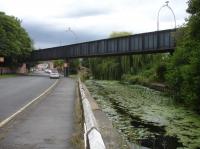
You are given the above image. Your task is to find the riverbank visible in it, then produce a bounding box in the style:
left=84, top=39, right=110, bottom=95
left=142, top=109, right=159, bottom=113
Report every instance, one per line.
left=85, top=80, right=200, bottom=149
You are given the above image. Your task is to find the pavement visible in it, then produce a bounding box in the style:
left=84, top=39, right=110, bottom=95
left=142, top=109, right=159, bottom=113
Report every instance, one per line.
left=0, top=74, right=56, bottom=122
left=0, top=78, right=76, bottom=149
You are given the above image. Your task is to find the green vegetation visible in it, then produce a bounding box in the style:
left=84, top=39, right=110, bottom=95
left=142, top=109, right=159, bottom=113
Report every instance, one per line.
left=53, top=59, right=79, bottom=74
left=53, top=60, right=64, bottom=70
left=82, top=0, right=200, bottom=111
left=165, top=0, right=200, bottom=110
left=70, top=83, right=84, bottom=149
left=0, top=74, right=17, bottom=79
left=0, top=12, right=33, bottom=66
left=69, top=59, right=80, bottom=74
left=82, top=32, right=164, bottom=80
left=86, top=80, right=200, bottom=149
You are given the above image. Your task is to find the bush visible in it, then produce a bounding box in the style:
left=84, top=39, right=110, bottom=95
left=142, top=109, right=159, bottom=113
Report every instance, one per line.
left=156, top=63, right=167, bottom=82
left=166, top=39, right=200, bottom=110
left=121, top=74, right=149, bottom=85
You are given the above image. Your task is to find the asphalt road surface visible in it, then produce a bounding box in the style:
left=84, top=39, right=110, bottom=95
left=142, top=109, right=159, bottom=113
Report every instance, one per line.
left=0, top=78, right=75, bottom=149
left=0, top=73, right=56, bottom=122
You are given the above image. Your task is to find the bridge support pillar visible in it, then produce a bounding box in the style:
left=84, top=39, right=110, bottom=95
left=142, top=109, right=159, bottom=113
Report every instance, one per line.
left=64, top=59, right=69, bottom=77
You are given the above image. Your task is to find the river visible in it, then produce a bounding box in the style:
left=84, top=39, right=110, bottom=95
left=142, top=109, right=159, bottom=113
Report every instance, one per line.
left=85, top=80, right=200, bottom=149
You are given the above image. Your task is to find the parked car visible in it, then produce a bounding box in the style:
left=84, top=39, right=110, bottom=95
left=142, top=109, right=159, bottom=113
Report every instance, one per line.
left=49, top=70, right=60, bottom=79
left=45, top=69, right=52, bottom=73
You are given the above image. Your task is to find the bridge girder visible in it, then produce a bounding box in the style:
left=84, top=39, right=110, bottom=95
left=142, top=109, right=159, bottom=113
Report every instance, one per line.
left=30, top=29, right=176, bottom=61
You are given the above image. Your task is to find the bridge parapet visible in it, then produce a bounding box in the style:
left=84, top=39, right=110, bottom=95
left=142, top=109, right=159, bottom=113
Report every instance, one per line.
left=79, top=79, right=106, bottom=149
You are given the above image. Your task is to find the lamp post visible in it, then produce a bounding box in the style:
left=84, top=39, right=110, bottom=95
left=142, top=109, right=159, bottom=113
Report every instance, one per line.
left=66, top=27, right=83, bottom=68
left=157, top=1, right=176, bottom=31
left=66, top=27, right=78, bottom=44
left=64, top=27, right=79, bottom=77
left=63, top=60, right=69, bottom=77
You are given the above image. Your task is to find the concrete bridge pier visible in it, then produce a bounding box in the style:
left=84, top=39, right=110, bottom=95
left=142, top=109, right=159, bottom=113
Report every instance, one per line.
left=64, top=59, right=69, bottom=77
left=17, top=63, right=28, bottom=74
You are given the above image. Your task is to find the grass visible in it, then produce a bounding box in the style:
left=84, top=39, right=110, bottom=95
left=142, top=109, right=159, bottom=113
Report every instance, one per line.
left=0, top=74, right=17, bottom=79
left=69, top=74, right=78, bottom=79
left=70, top=82, right=84, bottom=149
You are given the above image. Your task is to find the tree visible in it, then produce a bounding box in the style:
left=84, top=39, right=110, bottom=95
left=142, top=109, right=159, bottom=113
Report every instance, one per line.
left=82, top=31, right=165, bottom=80
left=0, top=12, right=33, bottom=66
left=166, top=0, right=200, bottom=110
left=53, top=60, right=64, bottom=72
left=109, top=31, right=132, bottom=38
left=53, top=59, right=79, bottom=74
left=83, top=32, right=132, bottom=80
left=186, top=0, right=200, bottom=41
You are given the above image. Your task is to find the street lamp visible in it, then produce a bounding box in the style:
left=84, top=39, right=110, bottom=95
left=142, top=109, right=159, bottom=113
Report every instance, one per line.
left=157, top=1, right=176, bottom=31
left=65, top=27, right=78, bottom=77
left=64, top=27, right=78, bottom=77
left=66, top=27, right=82, bottom=70
left=64, top=61, right=69, bottom=77
left=66, top=27, right=78, bottom=44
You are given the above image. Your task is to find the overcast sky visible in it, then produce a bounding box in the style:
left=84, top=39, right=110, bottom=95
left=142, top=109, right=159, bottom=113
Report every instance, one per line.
left=0, top=0, right=188, bottom=49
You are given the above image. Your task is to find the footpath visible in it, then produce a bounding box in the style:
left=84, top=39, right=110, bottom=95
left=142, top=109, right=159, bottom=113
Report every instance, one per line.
left=0, top=78, right=75, bottom=149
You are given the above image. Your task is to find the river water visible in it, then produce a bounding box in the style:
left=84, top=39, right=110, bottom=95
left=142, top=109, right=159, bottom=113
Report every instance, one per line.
left=85, top=80, right=200, bottom=149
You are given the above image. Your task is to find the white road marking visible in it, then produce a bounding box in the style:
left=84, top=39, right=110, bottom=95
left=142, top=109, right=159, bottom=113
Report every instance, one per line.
left=0, top=79, right=59, bottom=128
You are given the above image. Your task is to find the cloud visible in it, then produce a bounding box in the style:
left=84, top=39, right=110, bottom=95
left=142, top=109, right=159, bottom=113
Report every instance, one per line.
left=59, top=1, right=112, bottom=18
left=23, top=22, right=105, bottom=49
left=0, top=0, right=189, bottom=49
left=63, top=9, right=111, bottom=18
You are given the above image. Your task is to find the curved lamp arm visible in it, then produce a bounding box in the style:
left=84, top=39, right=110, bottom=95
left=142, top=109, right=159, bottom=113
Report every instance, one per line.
left=66, top=27, right=78, bottom=43
left=157, top=1, right=176, bottom=31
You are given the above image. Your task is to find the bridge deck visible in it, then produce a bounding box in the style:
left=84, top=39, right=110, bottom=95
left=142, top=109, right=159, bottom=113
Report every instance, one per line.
left=30, top=29, right=176, bottom=61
